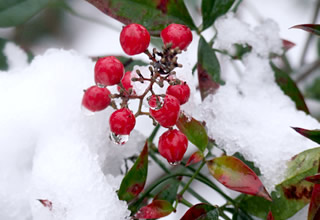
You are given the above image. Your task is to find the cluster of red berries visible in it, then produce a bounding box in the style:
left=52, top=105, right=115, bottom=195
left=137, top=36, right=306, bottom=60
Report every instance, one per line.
left=82, top=23, right=193, bottom=164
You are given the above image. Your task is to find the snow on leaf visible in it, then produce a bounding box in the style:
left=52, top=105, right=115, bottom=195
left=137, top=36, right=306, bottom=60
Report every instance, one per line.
left=118, top=141, right=148, bottom=203
left=180, top=203, right=218, bottom=220
left=134, top=200, right=174, bottom=219
left=207, top=156, right=272, bottom=201
left=292, top=127, right=320, bottom=144
left=176, top=113, right=208, bottom=152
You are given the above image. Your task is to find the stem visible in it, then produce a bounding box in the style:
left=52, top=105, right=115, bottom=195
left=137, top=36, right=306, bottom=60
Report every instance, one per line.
left=299, top=0, right=320, bottom=66
left=180, top=198, right=193, bottom=208
left=296, top=59, right=320, bottom=83
left=232, top=0, right=243, bottom=13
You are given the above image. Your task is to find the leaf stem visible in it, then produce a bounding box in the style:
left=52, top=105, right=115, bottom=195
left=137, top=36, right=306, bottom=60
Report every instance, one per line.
left=299, top=0, right=320, bottom=66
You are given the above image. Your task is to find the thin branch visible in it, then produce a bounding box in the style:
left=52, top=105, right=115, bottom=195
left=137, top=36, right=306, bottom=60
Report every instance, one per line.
left=296, top=59, right=320, bottom=83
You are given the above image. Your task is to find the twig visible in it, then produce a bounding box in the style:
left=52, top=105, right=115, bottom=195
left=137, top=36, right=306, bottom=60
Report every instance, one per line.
left=296, top=59, right=320, bottom=83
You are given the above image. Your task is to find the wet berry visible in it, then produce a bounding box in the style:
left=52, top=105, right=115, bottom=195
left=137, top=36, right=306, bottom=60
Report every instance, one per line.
left=158, top=129, right=188, bottom=164
left=166, top=82, right=190, bottom=105
left=149, top=94, right=180, bottom=128
left=94, top=56, right=124, bottom=86
left=82, top=86, right=111, bottom=112
left=120, top=23, right=150, bottom=55
left=109, top=108, right=136, bottom=135
left=117, top=71, right=134, bottom=93
left=161, top=24, right=193, bottom=50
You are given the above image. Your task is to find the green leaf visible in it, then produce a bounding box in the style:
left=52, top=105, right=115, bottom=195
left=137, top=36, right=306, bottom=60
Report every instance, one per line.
left=201, top=0, right=235, bottom=31
left=232, top=152, right=261, bottom=176
left=292, top=127, right=320, bottom=144
left=153, top=177, right=181, bottom=204
left=232, top=43, right=252, bottom=59
left=0, top=0, right=54, bottom=27
left=135, top=200, right=174, bottom=219
left=207, top=156, right=271, bottom=201
left=240, top=147, right=320, bottom=219
left=180, top=203, right=219, bottom=220
left=118, top=141, right=148, bottom=203
left=291, top=24, right=320, bottom=36
left=0, top=38, right=8, bottom=71
left=176, top=113, right=208, bottom=152
left=197, top=36, right=223, bottom=100
left=86, top=0, right=196, bottom=36
left=271, top=62, right=309, bottom=114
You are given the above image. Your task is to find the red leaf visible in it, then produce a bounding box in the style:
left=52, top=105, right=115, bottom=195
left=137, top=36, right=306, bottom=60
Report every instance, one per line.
left=186, top=151, right=204, bottom=166
left=135, top=200, right=174, bottom=219
left=306, top=174, right=320, bottom=184
left=207, top=156, right=272, bottom=201
left=282, top=39, right=296, bottom=51
left=267, top=211, right=275, bottom=220
left=38, top=199, right=52, bottom=211
left=292, top=127, right=320, bottom=145
left=291, top=24, right=320, bottom=36
left=180, top=203, right=218, bottom=220
left=308, top=184, right=320, bottom=220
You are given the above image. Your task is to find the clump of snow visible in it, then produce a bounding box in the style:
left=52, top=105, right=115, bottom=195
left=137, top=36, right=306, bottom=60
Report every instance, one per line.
left=0, top=49, right=146, bottom=219
left=215, top=13, right=283, bottom=57
left=197, top=15, right=320, bottom=191
left=3, top=42, right=29, bottom=70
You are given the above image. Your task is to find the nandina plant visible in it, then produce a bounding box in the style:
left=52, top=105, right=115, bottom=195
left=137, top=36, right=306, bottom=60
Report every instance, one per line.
left=2, top=0, right=320, bottom=219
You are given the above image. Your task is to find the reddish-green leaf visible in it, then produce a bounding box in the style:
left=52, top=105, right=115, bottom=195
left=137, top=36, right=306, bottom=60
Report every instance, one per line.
left=271, top=62, right=309, bottom=114
left=308, top=184, right=320, bottom=220
left=267, top=211, right=274, bottom=220
left=282, top=39, right=296, bottom=51
left=197, top=36, right=223, bottom=100
left=176, top=113, right=208, bottom=152
left=186, top=151, right=204, bottom=167
left=86, top=0, right=196, bottom=36
left=291, top=24, right=320, bottom=36
left=207, top=156, right=272, bottom=201
left=135, top=200, right=174, bottom=219
left=306, top=174, right=320, bottom=184
left=180, top=203, right=218, bottom=220
left=292, top=127, right=320, bottom=144
left=118, top=141, right=148, bottom=202
left=38, top=199, right=52, bottom=211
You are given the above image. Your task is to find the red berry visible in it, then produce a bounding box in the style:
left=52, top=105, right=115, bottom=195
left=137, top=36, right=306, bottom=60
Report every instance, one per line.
left=82, top=86, right=111, bottom=112
left=149, top=94, right=180, bottom=128
left=94, top=56, right=124, bottom=86
left=109, top=108, right=136, bottom=135
left=161, top=24, right=193, bottom=50
left=158, top=129, right=188, bottom=164
left=117, top=71, right=134, bottom=93
left=166, top=82, right=190, bottom=105
left=120, top=23, right=150, bottom=55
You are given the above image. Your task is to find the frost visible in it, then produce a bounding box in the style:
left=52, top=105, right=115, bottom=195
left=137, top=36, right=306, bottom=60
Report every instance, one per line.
left=215, top=13, right=283, bottom=57
left=0, top=49, right=142, bottom=219
left=3, top=42, right=29, bottom=70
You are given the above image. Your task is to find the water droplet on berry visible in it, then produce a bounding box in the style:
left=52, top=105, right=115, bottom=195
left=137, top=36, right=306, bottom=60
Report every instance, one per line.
left=169, top=161, right=180, bottom=166
left=149, top=96, right=165, bottom=110
left=81, top=105, right=95, bottom=116
left=109, top=132, right=129, bottom=145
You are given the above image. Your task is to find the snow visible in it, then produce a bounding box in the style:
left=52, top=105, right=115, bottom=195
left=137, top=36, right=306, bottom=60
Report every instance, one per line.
left=197, top=14, right=320, bottom=191
left=0, top=48, right=147, bottom=219
left=3, top=42, right=29, bottom=70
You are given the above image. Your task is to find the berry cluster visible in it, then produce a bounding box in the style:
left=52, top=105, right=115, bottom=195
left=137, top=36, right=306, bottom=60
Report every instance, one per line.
left=82, top=23, right=193, bottom=164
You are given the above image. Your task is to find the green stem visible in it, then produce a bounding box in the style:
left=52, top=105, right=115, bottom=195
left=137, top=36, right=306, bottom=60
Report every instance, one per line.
left=148, top=124, right=160, bottom=144
left=232, top=0, right=243, bottom=13
left=180, top=198, right=193, bottom=208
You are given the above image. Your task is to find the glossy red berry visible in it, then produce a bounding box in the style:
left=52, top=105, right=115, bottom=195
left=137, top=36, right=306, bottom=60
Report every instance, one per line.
left=82, top=86, right=111, bottom=112
left=117, top=71, right=134, bottom=93
left=149, top=94, right=180, bottom=128
left=120, top=23, right=150, bottom=55
left=166, top=82, right=190, bottom=105
left=94, top=56, right=124, bottom=86
left=158, top=129, right=188, bottom=164
left=109, top=108, right=136, bottom=135
left=161, top=24, right=193, bottom=50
